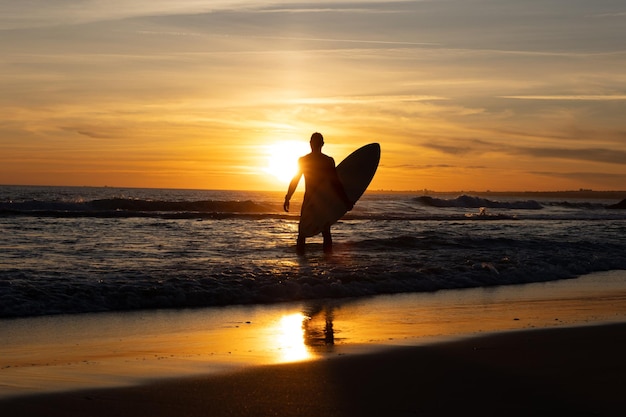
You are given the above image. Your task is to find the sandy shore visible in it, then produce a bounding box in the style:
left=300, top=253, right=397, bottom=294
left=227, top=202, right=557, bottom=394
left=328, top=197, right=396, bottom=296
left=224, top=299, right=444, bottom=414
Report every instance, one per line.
left=3, top=323, right=626, bottom=416
left=2, top=270, right=626, bottom=415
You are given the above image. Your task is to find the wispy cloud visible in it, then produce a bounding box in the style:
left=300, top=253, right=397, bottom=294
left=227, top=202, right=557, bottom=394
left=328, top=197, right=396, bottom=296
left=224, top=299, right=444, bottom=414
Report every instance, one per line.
left=250, top=35, right=440, bottom=47
left=286, top=95, right=447, bottom=105
left=591, top=11, right=626, bottom=18
left=515, top=147, right=626, bottom=165
left=421, top=137, right=626, bottom=167
left=502, top=95, right=626, bottom=101
left=532, top=171, right=626, bottom=189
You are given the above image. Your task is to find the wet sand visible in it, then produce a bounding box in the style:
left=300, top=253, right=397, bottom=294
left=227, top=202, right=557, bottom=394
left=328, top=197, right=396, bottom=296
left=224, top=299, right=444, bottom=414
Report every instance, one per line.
left=2, top=270, right=626, bottom=416
left=3, top=323, right=626, bottom=416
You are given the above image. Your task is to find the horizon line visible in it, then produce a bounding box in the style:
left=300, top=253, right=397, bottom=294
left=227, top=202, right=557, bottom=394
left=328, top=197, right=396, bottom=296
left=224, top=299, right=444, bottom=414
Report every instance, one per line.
left=1, top=184, right=626, bottom=196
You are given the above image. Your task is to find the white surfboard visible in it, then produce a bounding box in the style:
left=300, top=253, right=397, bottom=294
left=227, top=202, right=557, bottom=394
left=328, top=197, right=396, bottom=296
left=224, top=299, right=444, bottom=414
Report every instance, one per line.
left=298, top=143, right=380, bottom=237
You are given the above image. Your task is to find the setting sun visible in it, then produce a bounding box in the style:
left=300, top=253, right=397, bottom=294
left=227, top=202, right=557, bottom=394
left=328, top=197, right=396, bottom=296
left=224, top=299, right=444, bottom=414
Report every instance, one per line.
left=263, top=141, right=309, bottom=185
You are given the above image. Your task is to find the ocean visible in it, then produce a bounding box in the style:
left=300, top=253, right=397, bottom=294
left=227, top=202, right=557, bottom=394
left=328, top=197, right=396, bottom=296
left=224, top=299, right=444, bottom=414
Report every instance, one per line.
left=1, top=185, right=626, bottom=319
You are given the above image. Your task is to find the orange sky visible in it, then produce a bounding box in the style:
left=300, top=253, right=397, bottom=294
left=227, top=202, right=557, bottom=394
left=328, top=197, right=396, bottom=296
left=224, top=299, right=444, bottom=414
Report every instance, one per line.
left=1, top=1, right=625, bottom=191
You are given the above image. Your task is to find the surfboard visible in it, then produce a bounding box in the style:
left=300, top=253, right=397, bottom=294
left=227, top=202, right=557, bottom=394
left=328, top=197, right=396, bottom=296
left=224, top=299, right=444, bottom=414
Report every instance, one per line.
left=298, top=143, right=380, bottom=237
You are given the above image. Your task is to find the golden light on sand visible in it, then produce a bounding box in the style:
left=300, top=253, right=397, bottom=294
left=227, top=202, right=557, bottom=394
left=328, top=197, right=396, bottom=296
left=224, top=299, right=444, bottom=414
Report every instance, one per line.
left=275, top=313, right=311, bottom=362
left=263, top=141, right=308, bottom=185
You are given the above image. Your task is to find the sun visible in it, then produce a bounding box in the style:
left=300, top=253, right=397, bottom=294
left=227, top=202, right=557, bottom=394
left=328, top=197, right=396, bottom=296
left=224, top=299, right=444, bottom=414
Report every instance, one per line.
left=263, top=141, right=308, bottom=184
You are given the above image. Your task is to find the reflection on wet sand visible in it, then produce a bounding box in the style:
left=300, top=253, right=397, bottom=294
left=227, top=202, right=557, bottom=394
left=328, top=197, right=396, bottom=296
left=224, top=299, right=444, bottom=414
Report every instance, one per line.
left=302, top=302, right=336, bottom=348
left=274, top=313, right=311, bottom=362
left=268, top=303, right=338, bottom=363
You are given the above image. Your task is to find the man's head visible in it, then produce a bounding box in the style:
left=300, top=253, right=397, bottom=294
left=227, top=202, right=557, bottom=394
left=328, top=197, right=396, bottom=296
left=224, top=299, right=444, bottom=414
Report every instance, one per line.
left=310, top=132, right=324, bottom=150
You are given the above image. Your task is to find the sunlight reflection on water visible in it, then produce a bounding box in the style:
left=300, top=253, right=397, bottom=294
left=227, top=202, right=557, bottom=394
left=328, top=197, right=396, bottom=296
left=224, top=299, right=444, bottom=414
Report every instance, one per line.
left=274, top=313, right=312, bottom=362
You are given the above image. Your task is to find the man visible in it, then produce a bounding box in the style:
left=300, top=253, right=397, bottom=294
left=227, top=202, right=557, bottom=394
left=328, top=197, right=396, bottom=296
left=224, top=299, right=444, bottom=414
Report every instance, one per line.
left=283, top=132, right=353, bottom=254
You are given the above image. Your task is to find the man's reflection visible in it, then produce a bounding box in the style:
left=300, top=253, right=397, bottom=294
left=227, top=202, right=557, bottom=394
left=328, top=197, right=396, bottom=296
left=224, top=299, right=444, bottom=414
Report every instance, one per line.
left=302, top=302, right=335, bottom=347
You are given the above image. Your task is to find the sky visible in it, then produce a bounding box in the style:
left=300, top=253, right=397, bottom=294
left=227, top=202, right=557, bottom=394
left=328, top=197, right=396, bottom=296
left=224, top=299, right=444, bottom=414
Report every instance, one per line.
left=1, top=0, right=625, bottom=191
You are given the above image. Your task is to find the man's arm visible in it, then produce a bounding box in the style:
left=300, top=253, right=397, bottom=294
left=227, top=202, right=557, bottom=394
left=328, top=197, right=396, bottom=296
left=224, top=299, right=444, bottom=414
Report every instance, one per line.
left=284, top=162, right=302, bottom=212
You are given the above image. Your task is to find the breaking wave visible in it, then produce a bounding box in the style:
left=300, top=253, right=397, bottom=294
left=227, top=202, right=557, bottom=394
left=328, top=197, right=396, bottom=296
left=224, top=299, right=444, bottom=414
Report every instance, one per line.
left=0, top=198, right=283, bottom=219
left=414, top=195, right=543, bottom=209
left=2, top=232, right=625, bottom=318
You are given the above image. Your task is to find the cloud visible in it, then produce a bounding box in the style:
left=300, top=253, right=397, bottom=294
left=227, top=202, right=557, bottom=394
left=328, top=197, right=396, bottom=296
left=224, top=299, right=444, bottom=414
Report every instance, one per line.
left=421, top=136, right=626, bottom=167
left=71, top=129, right=116, bottom=139
left=531, top=171, right=626, bottom=189
left=246, top=34, right=440, bottom=47
left=385, top=163, right=458, bottom=170
left=286, top=95, right=447, bottom=105
left=591, top=11, right=626, bottom=18
left=0, top=0, right=218, bottom=29
left=516, top=147, right=626, bottom=166
left=501, top=95, right=626, bottom=101
left=424, top=143, right=472, bottom=156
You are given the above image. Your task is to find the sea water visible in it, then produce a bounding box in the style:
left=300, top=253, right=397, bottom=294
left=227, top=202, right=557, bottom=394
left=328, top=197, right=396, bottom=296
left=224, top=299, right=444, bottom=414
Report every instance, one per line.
left=1, top=185, right=626, bottom=318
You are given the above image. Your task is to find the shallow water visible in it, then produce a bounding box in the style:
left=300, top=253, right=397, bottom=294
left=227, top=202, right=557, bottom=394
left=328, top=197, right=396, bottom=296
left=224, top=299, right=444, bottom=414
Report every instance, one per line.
left=1, top=185, right=626, bottom=318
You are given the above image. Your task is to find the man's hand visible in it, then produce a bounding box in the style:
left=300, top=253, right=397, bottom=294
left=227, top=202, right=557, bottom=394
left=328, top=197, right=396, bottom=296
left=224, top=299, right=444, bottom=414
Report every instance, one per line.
left=283, top=198, right=290, bottom=212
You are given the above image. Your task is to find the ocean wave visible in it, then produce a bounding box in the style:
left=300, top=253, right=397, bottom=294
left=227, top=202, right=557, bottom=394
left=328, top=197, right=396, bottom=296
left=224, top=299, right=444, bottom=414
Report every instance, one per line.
left=0, top=194, right=620, bottom=221
left=2, top=232, right=625, bottom=318
left=0, top=198, right=282, bottom=217
left=414, top=195, right=543, bottom=209
left=604, top=198, right=626, bottom=209
left=0, top=197, right=504, bottom=221
left=89, top=198, right=276, bottom=213
left=414, top=194, right=616, bottom=211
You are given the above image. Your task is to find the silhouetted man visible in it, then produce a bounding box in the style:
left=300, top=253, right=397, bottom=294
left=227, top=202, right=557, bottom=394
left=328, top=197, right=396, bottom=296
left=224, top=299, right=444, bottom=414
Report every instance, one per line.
left=284, top=132, right=352, bottom=254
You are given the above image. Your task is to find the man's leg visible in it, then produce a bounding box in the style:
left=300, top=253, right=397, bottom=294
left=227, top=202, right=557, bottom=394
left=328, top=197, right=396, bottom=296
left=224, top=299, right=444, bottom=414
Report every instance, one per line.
left=296, top=234, right=306, bottom=254
left=322, top=226, right=332, bottom=253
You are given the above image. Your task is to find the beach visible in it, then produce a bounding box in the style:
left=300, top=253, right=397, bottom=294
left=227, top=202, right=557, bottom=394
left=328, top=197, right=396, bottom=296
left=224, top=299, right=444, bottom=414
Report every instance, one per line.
left=2, top=270, right=626, bottom=416
left=4, top=324, right=625, bottom=417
